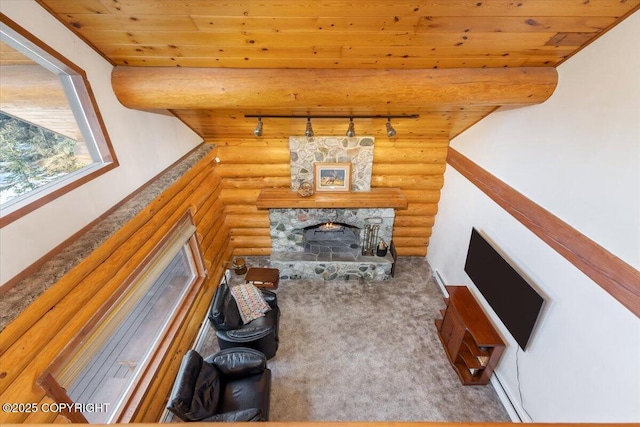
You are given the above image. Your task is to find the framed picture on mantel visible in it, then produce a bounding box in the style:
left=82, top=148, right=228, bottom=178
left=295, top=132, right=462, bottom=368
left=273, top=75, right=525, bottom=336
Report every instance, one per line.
left=314, top=162, right=351, bottom=192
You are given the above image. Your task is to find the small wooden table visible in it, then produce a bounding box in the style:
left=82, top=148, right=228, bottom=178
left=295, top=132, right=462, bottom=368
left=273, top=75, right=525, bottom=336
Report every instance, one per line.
left=435, top=286, right=505, bottom=385
left=245, top=267, right=280, bottom=289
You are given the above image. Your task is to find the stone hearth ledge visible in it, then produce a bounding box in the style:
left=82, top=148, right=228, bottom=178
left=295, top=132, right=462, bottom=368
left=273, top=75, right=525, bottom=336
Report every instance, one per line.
left=271, top=250, right=394, bottom=281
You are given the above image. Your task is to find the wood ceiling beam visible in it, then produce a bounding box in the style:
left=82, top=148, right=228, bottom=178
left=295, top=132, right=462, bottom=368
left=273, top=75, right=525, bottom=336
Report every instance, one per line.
left=111, top=67, right=557, bottom=111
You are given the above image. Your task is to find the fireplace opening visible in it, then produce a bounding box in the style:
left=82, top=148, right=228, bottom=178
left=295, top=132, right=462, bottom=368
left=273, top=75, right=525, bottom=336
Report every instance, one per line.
left=303, top=222, right=360, bottom=256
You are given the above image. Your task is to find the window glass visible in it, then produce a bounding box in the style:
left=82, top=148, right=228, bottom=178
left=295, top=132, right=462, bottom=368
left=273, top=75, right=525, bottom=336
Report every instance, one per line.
left=0, top=16, right=117, bottom=225
left=52, top=217, right=202, bottom=423
left=64, top=248, right=195, bottom=423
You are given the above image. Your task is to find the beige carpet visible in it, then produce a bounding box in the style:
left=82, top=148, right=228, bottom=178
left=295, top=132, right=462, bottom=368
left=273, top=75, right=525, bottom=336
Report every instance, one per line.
left=198, top=256, right=510, bottom=422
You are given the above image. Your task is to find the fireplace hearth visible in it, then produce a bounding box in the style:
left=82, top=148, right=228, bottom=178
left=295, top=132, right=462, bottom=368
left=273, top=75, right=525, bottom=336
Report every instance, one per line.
left=268, top=208, right=395, bottom=280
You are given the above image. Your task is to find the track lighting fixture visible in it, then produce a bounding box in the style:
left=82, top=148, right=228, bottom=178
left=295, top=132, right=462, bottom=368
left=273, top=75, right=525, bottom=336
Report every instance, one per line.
left=305, top=117, right=314, bottom=137
left=346, top=118, right=355, bottom=137
left=385, top=118, right=397, bottom=137
left=244, top=114, right=418, bottom=137
left=253, top=117, right=263, bottom=137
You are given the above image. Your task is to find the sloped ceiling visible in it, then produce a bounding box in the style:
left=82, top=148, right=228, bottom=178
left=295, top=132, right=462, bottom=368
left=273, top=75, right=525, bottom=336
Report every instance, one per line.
left=36, top=0, right=640, bottom=140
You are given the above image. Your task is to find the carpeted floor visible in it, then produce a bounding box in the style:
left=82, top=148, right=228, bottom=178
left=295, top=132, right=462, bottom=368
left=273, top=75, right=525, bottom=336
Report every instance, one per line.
left=197, top=256, right=510, bottom=422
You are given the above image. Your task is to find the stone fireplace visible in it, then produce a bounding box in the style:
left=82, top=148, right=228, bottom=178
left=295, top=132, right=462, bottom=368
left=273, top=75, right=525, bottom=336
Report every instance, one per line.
left=288, top=136, right=374, bottom=192
left=260, top=135, right=403, bottom=281
left=268, top=207, right=395, bottom=280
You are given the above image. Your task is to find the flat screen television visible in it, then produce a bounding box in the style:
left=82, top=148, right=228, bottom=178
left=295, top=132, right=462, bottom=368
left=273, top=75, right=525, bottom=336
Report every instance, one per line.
left=464, top=228, right=545, bottom=351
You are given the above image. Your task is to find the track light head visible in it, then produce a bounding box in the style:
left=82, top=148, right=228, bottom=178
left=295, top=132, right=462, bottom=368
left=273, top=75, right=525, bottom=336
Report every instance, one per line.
left=386, top=118, right=397, bottom=137
left=346, top=118, right=355, bottom=137
left=305, top=117, right=314, bottom=137
left=253, top=117, right=263, bottom=137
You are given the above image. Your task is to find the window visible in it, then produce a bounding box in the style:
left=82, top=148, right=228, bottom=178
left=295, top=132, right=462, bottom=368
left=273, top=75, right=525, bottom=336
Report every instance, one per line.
left=40, top=213, right=206, bottom=423
left=0, top=15, right=117, bottom=227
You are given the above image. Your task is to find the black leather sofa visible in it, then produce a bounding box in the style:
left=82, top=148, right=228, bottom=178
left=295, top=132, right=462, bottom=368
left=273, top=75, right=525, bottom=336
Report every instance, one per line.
left=167, top=348, right=271, bottom=422
left=208, top=281, right=280, bottom=359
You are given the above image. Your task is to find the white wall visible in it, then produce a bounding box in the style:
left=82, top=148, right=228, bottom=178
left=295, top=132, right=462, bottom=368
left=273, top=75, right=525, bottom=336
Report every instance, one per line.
left=427, top=11, right=640, bottom=423
left=0, top=1, right=203, bottom=285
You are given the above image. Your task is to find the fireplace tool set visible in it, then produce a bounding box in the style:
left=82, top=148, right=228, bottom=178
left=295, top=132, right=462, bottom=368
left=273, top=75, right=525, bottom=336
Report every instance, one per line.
left=362, top=223, right=381, bottom=256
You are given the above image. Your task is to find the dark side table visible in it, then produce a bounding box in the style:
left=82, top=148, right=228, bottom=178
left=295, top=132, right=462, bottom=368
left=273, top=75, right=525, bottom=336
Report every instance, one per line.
left=245, top=267, right=280, bottom=289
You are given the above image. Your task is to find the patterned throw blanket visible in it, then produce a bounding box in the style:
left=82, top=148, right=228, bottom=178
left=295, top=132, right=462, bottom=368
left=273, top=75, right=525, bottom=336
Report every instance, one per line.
left=230, top=283, right=271, bottom=324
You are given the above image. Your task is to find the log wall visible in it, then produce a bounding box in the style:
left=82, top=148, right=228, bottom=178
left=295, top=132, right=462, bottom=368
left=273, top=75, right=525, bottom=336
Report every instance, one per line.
left=0, top=148, right=232, bottom=424
left=214, top=137, right=448, bottom=257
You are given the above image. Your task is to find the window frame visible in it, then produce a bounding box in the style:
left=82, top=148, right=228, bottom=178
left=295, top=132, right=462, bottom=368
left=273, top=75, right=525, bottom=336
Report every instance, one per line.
left=38, top=211, right=207, bottom=423
left=0, top=13, right=118, bottom=227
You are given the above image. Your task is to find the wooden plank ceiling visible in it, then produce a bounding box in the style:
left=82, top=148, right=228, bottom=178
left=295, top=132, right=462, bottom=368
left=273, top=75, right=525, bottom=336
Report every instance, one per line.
left=36, top=0, right=640, bottom=141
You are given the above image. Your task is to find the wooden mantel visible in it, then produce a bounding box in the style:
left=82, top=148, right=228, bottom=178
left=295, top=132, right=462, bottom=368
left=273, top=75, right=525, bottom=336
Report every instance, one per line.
left=256, top=188, right=408, bottom=210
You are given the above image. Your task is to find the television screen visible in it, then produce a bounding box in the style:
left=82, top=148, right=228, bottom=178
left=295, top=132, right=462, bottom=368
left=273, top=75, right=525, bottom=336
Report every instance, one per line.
left=464, top=228, right=545, bottom=350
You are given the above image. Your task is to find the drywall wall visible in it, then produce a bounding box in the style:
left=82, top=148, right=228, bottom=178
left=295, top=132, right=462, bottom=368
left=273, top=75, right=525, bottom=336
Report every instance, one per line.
left=0, top=1, right=203, bottom=285
left=427, top=11, right=640, bottom=423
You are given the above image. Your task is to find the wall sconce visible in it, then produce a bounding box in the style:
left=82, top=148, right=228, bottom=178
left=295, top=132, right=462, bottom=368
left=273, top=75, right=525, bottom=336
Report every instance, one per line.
left=385, top=118, right=397, bottom=137
left=305, top=117, right=314, bottom=137
left=346, top=118, right=355, bottom=137
left=253, top=117, right=263, bottom=137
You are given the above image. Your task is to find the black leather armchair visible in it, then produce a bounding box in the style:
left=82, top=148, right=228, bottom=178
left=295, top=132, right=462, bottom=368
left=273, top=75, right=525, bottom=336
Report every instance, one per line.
left=208, top=281, right=280, bottom=359
left=167, top=348, right=271, bottom=422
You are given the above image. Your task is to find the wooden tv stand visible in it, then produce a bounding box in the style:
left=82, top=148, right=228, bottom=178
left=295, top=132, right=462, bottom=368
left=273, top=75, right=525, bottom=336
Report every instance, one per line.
left=435, top=285, right=505, bottom=385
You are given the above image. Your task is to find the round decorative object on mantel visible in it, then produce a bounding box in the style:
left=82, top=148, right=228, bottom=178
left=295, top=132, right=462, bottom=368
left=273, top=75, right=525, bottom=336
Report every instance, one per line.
left=298, top=181, right=314, bottom=197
